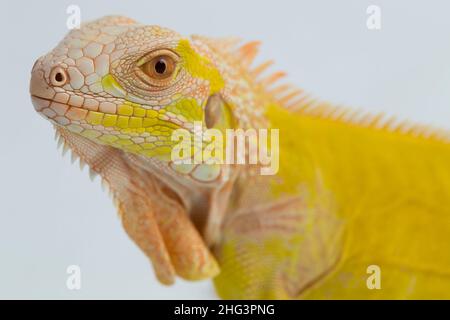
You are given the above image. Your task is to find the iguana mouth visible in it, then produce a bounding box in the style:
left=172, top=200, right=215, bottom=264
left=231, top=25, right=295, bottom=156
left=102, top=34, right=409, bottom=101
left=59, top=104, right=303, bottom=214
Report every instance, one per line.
left=30, top=95, right=98, bottom=126
left=30, top=95, right=52, bottom=112
left=30, top=95, right=81, bottom=113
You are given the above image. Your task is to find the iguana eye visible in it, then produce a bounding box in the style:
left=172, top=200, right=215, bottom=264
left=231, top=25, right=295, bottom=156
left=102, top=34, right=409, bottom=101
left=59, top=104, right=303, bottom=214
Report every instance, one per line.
left=142, top=55, right=175, bottom=79
left=138, top=49, right=178, bottom=85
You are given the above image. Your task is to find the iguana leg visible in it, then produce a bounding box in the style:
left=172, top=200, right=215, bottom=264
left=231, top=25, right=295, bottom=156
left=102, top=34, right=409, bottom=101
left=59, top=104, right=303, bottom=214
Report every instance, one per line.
left=57, top=127, right=219, bottom=284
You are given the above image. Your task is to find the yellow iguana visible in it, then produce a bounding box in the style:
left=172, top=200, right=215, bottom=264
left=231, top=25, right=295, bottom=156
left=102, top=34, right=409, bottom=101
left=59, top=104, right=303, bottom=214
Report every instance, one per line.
left=29, top=16, right=450, bottom=299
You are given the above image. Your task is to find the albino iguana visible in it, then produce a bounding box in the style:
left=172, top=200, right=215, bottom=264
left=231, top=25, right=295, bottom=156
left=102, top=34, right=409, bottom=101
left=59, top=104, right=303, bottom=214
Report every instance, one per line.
left=30, top=16, right=450, bottom=299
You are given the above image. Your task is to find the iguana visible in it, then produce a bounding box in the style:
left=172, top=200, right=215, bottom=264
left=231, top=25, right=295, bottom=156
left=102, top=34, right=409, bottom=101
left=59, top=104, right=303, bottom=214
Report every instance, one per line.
left=29, top=16, right=450, bottom=299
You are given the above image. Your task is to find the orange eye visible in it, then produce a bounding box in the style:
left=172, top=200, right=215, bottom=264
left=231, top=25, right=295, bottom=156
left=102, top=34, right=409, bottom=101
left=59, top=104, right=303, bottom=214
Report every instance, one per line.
left=141, top=54, right=176, bottom=80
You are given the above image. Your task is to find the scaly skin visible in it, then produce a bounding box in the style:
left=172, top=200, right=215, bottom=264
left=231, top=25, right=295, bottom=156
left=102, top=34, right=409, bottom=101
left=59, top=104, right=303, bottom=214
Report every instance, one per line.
left=30, top=16, right=450, bottom=299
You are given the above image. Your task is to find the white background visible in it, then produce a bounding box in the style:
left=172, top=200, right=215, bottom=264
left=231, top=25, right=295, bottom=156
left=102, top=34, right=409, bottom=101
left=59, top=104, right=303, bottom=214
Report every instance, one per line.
left=0, top=0, right=449, bottom=299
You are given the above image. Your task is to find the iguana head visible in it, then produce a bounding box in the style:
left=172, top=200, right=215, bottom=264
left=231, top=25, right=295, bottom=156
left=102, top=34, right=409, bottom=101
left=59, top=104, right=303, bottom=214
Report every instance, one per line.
left=28, top=15, right=287, bottom=287
left=30, top=15, right=241, bottom=184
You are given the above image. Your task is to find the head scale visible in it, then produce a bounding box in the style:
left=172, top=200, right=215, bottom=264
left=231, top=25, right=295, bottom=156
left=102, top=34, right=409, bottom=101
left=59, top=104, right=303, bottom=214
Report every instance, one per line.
left=30, top=15, right=232, bottom=183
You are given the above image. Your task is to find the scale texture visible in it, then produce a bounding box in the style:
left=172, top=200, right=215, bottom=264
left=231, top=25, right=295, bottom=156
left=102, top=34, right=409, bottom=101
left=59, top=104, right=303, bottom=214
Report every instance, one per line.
left=29, top=16, right=450, bottom=299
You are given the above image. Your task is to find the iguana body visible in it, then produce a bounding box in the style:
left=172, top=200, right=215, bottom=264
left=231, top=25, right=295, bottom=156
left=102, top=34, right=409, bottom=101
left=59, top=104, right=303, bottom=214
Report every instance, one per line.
left=30, top=16, right=450, bottom=299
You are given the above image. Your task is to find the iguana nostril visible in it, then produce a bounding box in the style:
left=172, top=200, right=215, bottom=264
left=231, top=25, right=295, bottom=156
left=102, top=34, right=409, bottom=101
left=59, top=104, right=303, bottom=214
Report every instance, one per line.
left=50, top=66, right=68, bottom=86
left=55, top=72, right=63, bottom=82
